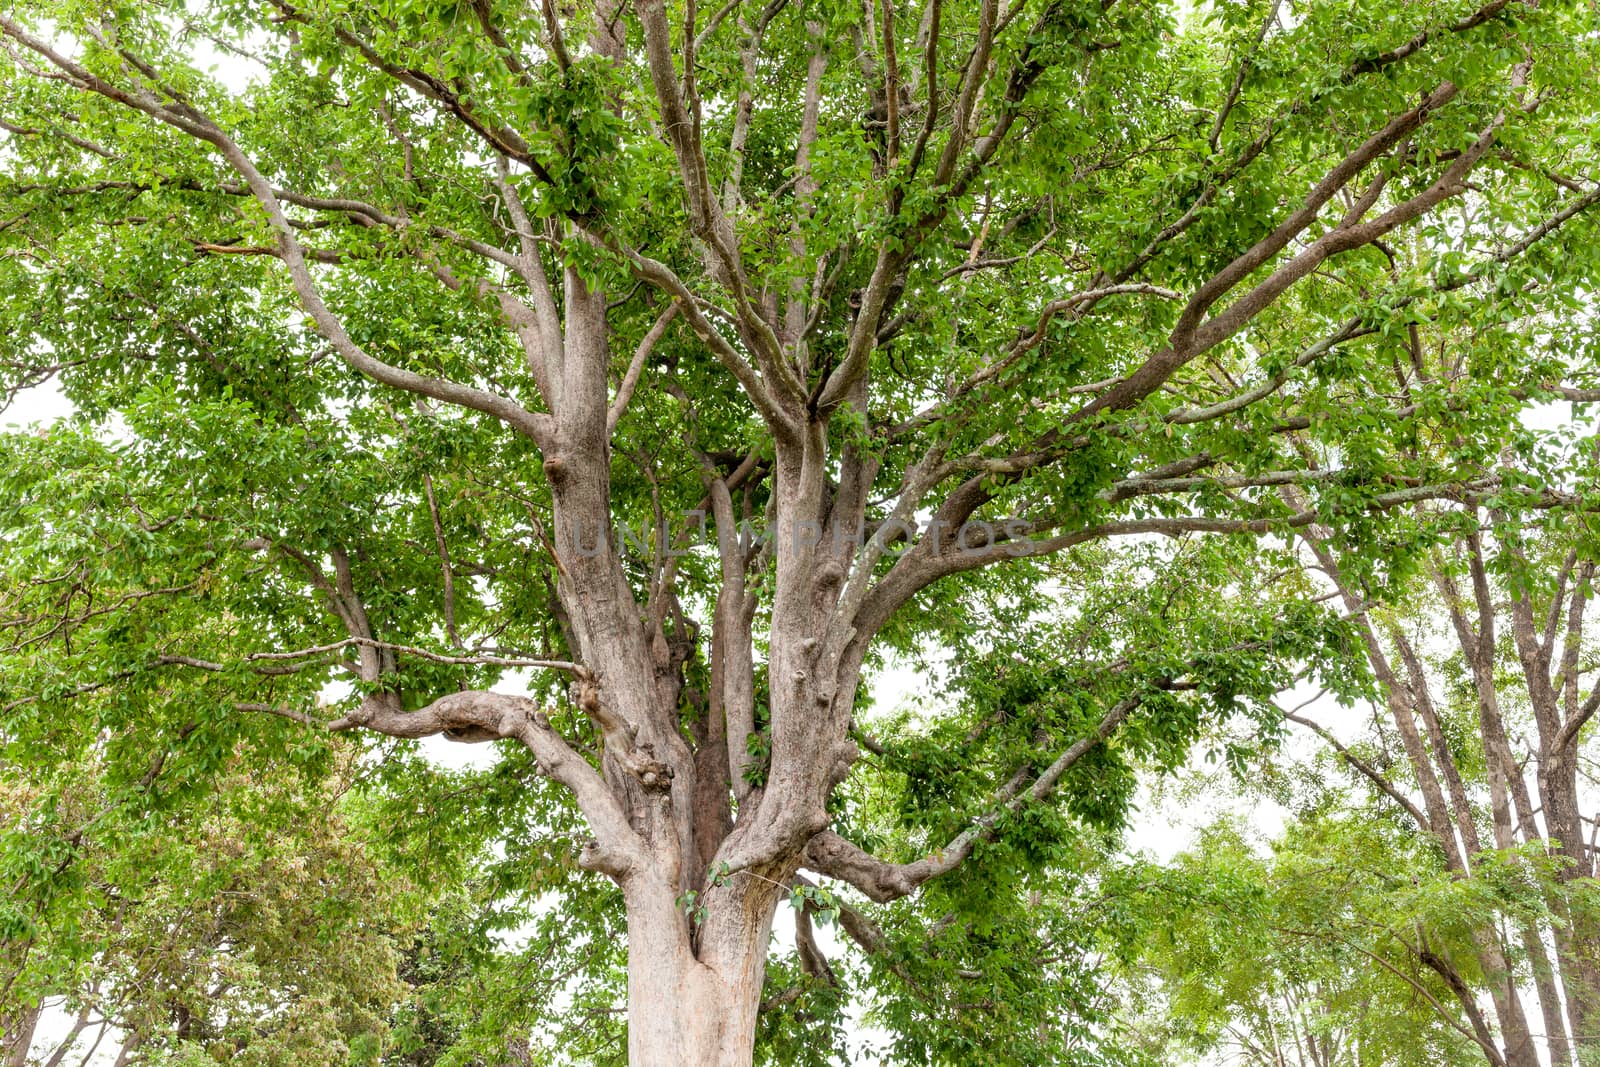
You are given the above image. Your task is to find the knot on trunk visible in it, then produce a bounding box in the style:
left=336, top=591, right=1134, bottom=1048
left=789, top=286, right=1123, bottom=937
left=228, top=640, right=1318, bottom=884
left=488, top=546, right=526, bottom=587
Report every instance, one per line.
left=542, top=454, right=570, bottom=487
left=574, top=668, right=672, bottom=791
left=578, top=837, right=634, bottom=877
left=628, top=743, right=675, bottom=792
left=635, top=759, right=674, bottom=791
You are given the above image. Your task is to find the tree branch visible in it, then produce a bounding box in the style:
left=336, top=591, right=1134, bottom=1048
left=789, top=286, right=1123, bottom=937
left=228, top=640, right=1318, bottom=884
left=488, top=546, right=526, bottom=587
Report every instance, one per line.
left=1281, top=709, right=1430, bottom=831
left=608, top=302, right=679, bottom=435
left=0, top=19, right=557, bottom=449
left=335, top=689, right=646, bottom=874
left=803, top=691, right=1141, bottom=901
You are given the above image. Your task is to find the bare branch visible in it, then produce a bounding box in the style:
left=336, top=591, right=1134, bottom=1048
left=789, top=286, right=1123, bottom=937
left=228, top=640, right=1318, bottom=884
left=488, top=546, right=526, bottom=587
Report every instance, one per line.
left=335, top=689, right=647, bottom=873
left=1282, top=709, right=1430, bottom=830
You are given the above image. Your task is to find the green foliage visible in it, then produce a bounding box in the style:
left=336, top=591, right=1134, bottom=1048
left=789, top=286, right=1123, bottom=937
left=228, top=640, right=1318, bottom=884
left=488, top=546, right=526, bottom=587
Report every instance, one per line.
left=0, top=747, right=411, bottom=1065
left=1, top=0, right=1598, bottom=1060
left=1117, top=800, right=1597, bottom=1067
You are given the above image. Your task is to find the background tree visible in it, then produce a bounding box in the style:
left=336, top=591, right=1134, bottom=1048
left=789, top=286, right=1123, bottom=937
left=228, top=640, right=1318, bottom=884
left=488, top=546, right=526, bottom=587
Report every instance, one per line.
left=1121, top=815, right=1534, bottom=1067
left=0, top=739, right=412, bottom=1067
left=1271, top=508, right=1600, bottom=1066
left=3, top=0, right=1600, bottom=1062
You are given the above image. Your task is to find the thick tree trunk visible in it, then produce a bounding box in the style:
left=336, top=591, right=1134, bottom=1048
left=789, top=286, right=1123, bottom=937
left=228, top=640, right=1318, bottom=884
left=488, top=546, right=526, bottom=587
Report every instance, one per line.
left=623, top=873, right=778, bottom=1066
left=523, top=271, right=828, bottom=1067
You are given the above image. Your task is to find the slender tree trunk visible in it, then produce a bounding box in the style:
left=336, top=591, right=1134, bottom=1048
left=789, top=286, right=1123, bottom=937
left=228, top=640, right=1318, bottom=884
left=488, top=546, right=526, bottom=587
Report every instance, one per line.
left=1, top=1003, right=39, bottom=1067
left=1399, top=618, right=1569, bottom=1063
left=111, top=1030, right=141, bottom=1067
left=1538, top=748, right=1600, bottom=1058
left=1508, top=753, right=1577, bottom=1066
left=1499, top=549, right=1600, bottom=1059
left=1305, top=538, right=1540, bottom=1066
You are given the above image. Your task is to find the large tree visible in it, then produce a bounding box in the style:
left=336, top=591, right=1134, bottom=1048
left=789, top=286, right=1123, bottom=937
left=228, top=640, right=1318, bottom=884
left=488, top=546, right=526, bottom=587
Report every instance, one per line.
left=3, top=0, right=1600, bottom=1061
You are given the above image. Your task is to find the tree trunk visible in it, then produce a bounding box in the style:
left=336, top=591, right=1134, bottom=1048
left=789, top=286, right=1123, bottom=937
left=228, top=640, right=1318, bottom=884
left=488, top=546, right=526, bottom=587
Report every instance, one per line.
left=1537, top=749, right=1600, bottom=1059
left=623, top=872, right=779, bottom=1066
left=1, top=1003, right=39, bottom=1067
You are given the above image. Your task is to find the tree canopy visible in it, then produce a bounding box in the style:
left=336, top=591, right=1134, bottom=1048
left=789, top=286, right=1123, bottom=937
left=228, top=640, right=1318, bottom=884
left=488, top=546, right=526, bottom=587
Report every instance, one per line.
left=3, top=0, right=1600, bottom=1062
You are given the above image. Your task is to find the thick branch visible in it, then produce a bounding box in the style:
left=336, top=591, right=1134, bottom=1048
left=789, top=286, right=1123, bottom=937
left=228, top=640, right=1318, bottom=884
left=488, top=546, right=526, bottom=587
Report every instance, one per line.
left=335, top=689, right=646, bottom=874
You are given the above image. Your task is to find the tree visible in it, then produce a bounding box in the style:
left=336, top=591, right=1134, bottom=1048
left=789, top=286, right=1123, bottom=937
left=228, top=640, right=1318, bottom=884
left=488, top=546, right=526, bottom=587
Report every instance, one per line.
left=3, top=0, right=1599, bottom=1061
left=1123, top=814, right=1535, bottom=1067
left=0, top=740, right=411, bottom=1067
left=1276, top=509, right=1600, bottom=1066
